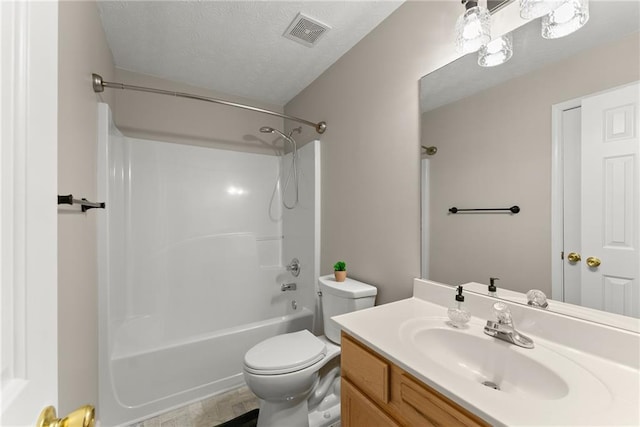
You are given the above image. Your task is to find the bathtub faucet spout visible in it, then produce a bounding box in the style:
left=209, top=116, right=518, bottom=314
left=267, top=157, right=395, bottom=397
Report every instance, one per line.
left=281, top=282, right=297, bottom=292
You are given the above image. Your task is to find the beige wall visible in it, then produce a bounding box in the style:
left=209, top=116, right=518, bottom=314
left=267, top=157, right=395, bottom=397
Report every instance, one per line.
left=284, top=2, right=464, bottom=304
left=58, top=0, right=115, bottom=414
left=113, top=69, right=285, bottom=155
left=423, top=32, right=640, bottom=295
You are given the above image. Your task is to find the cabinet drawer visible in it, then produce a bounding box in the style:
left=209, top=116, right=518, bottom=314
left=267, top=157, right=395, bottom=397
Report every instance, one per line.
left=342, top=378, right=400, bottom=427
left=398, top=373, right=489, bottom=427
left=341, top=333, right=389, bottom=403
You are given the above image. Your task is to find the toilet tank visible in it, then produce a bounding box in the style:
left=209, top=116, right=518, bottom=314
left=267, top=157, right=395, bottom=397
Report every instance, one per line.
left=319, top=275, right=377, bottom=344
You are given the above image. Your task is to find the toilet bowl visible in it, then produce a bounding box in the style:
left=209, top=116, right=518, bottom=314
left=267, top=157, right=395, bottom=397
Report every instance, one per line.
left=243, top=275, right=377, bottom=427
left=244, top=331, right=341, bottom=426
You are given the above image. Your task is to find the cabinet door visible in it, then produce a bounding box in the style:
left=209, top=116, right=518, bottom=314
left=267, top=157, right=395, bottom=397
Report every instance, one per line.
left=396, top=372, right=487, bottom=427
left=342, top=333, right=390, bottom=403
left=341, top=379, right=400, bottom=427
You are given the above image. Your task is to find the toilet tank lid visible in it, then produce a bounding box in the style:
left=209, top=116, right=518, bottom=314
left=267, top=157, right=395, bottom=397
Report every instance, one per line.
left=318, top=275, right=378, bottom=298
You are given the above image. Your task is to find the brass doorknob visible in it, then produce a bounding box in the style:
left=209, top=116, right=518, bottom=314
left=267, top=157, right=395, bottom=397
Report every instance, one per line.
left=37, top=405, right=94, bottom=427
left=586, top=256, right=601, bottom=268
left=567, top=252, right=581, bottom=263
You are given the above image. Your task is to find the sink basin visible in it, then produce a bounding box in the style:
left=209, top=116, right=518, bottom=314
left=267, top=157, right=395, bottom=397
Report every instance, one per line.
left=400, top=318, right=611, bottom=403
left=412, top=327, right=568, bottom=400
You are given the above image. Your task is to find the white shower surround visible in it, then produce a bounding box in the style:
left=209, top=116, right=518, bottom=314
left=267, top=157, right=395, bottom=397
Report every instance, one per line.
left=97, top=104, right=320, bottom=426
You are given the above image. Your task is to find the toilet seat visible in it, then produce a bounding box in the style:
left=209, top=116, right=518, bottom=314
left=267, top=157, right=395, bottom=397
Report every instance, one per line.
left=244, top=330, right=327, bottom=375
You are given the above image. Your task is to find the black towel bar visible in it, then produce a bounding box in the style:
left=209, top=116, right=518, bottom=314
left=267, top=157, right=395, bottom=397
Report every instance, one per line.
left=58, top=194, right=105, bottom=212
left=449, top=205, right=520, bottom=214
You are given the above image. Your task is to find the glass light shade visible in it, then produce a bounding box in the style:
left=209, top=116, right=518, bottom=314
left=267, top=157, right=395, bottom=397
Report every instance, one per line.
left=542, top=0, right=589, bottom=39
left=455, top=5, right=491, bottom=54
left=478, top=33, right=513, bottom=67
left=520, top=0, right=564, bottom=19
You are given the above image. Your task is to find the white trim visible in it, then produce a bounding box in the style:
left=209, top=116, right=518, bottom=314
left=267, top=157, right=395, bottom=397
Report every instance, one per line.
left=551, top=98, right=581, bottom=302
left=1, top=2, right=58, bottom=424
left=1, top=0, right=28, bottom=404
left=313, top=140, right=322, bottom=290
left=421, top=158, right=430, bottom=279
left=313, top=140, right=322, bottom=334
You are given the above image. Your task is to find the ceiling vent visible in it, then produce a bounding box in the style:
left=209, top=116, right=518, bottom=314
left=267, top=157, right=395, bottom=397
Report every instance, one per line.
left=283, top=13, right=331, bottom=47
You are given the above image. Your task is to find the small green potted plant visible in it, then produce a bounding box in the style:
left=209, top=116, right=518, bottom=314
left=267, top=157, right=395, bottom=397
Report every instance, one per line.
left=334, top=261, right=347, bottom=282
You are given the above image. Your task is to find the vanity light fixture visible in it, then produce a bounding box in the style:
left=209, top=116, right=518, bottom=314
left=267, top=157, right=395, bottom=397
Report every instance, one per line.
left=478, top=33, right=513, bottom=67
left=541, top=0, right=589, bottom=39
left=455, top=0, right=491, bottom=54
left=519, top=0, right=563, bottom=19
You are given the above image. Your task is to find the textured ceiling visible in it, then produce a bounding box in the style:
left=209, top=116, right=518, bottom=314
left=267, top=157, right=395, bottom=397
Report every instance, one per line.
left=97, top=1, right=404, bottom=107
left=420, top=1, right=640, bottom=112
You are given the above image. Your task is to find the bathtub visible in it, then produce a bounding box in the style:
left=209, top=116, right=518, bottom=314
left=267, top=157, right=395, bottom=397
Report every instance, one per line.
left=97, top=104, right=321, bottom=426
left=101, top=308, right=313, bottom=426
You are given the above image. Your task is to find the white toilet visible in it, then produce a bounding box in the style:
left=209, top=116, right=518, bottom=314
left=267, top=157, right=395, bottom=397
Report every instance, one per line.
left=243, top=275, right=377, bottom=427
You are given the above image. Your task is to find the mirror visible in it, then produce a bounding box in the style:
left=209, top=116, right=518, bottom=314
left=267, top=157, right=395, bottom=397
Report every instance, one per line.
left=420, top=1, right=640, bottom=329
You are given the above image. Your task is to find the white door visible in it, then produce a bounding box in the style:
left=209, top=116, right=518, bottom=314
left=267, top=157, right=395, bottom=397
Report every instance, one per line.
left=580, top=82, right=640, bottom=317
left=1, top=2, right=59, bottom=425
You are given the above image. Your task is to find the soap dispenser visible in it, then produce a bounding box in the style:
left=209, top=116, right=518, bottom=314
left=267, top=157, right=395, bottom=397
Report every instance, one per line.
left=447, top=286, right=471, bottom=328
left=488, top=277, right=499, bottom=297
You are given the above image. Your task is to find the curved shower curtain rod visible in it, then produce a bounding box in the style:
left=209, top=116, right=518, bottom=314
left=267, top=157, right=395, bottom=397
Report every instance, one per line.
left=91, top=73, right=327, bottom=134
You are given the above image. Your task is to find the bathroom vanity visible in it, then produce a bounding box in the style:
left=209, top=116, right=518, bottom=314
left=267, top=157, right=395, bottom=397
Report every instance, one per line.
left=335, top=279, right=640, bottom=426
left=341, top=332, right=488, bottom=426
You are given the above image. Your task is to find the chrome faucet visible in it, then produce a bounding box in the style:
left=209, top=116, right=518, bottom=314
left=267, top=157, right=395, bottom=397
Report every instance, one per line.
left=484, top=302, right=534, bottom=349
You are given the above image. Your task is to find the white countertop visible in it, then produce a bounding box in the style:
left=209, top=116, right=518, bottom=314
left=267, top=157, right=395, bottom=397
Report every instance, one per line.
left=333, top=280, right=640, bottom=426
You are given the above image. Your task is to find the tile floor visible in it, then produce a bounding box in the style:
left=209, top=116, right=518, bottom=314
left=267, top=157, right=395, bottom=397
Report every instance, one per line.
left=131, top=386, right=259, bottom=427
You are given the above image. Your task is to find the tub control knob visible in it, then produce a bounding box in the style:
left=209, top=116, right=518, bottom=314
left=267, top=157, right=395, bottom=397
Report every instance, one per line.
left=286, top=258, right=300, bottom=277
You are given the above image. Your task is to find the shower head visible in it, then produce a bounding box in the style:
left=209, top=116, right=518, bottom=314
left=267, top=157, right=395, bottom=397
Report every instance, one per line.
left=258, top=125, right=300, bottom=209
left=260, top=126, right=300, bottom=140
left=258, top=127, right=294, bottom=150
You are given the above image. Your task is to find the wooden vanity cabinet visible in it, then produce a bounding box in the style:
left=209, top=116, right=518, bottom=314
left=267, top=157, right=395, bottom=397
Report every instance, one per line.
left=341, top=332, right=490, bottom=427
left=342, top=379, right=401, bottom=427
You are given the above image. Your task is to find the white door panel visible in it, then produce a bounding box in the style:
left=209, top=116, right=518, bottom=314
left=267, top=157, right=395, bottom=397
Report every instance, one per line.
left=1, top=2, right=58, bottom=425
left=581, top=82, right=639, bottom=317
